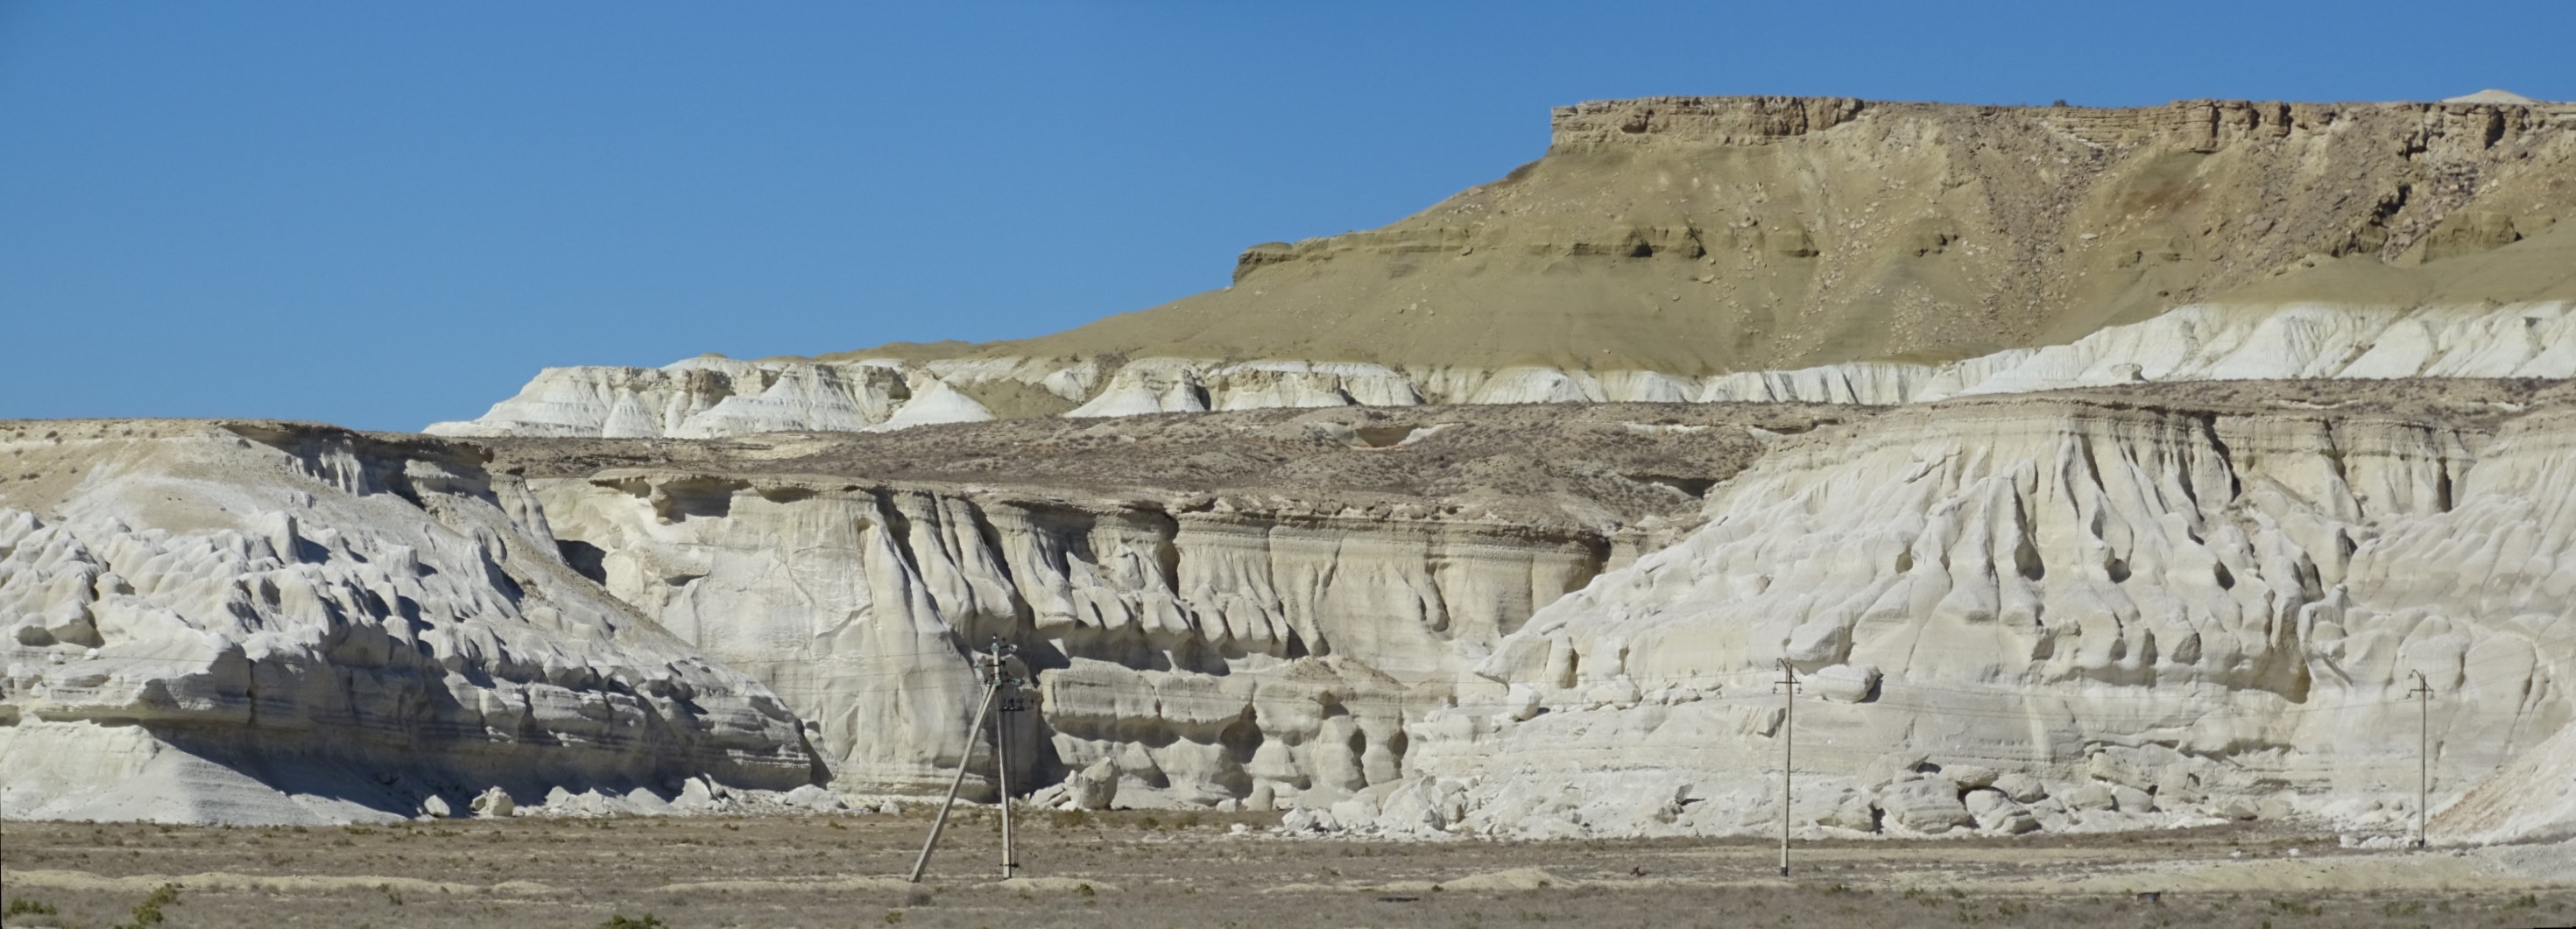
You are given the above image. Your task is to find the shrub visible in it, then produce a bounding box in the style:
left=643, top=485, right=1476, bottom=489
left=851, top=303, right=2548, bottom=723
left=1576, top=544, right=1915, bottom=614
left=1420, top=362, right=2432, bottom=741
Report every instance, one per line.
left=599, top=915, right=668, bottom=929
left=113, top=883, right=181, bottom=929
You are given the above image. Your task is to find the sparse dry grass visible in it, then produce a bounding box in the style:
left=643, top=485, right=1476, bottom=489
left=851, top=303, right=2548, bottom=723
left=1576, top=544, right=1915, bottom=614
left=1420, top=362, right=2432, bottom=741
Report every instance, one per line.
left=4, top=813, right=2571, bottom=928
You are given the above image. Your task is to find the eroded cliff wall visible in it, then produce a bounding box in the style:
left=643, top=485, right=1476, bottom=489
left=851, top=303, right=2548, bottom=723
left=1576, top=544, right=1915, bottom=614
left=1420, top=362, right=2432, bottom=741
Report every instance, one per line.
left=481, top=386, right=2576, bottom=843
left=497, top=402, right=1798, bottom=802
left=427, top=94, right=2576, bottom=440
left=0, top=421, right=818, bottom=824
left=1392, top=391, right=2576, bottom=842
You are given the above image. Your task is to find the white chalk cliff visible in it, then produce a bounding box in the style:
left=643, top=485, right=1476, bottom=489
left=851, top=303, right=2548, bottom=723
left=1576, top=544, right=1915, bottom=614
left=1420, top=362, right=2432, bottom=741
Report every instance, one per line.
left=529, top=473, right=1606, bottom=803
left=1393, top=396, right=2576, bottom=843
left=0, top=421, right=817, bottom=824
left=428, top=299, right=2576, bottom=438
left=434, top=388, right=2576, bottom=844
left=20, top=93, right=2576, bottom=847
left=17, top=392, right=2576, bottom=842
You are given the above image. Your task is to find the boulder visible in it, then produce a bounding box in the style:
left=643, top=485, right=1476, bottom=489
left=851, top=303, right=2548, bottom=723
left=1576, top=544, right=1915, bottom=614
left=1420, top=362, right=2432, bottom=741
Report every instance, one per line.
left=675, top=777, right=724, bottom=811
left=420, top=795, right=452, bottom=820
left=2155, top=767, right=2206, bottom=805
left=469, top=787, right=514, bottom=819
left=1280, top=806, right=1337, bottom=834
left=2087, top=744, right=2186, bottom=792
left=2110, top=785, right=2156, bottom=813
left=1070, top=760, right=1119, bottom=811
left=1875, top=778, right=1973, bottom=834
left=783, top=785, right=843, bottom=811
left=2061, top=783, right=2117, bottom=812
left=1991, top=772, right=2048, bottom=803
left=2211, top=796, right=2261, bottom=820
left=1378, top=783, right=1444, bottom=832
left=1965, top=789, right=2041, bottom=834
left=1819, top=789, right=1881, bottom=832
left=1027, top=783, right=1071, bottom=809
left=1940, top=764, right=1999, bottom=790
left=1810, top=664, right=1881, bottom=703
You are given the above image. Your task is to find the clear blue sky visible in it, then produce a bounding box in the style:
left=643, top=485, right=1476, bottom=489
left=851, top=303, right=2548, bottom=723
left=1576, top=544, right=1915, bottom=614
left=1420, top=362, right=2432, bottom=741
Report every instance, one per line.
left=4, top=2, right=2570, bottom=431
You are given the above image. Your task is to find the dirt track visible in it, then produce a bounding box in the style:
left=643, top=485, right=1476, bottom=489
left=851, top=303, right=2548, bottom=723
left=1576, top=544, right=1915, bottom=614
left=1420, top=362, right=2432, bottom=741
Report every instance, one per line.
left=5, top=812, right=2572, bottom=928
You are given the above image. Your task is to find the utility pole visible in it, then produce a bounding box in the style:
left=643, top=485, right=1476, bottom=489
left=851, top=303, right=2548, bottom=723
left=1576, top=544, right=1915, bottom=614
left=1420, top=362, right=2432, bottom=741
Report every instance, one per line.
left=992, top=637, right=1024, bottom=880
left=1775, top=658, right=1800, bottom=877
left=908, top=642, right=1013, bottom=883
left=2406, top=671, right=2433, bottom=848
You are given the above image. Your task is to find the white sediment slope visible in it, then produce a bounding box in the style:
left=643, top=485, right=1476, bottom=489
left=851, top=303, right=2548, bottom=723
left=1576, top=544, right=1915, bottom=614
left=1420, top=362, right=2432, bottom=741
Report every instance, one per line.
left=0, top=421, right=817, bottom=824
left=427, top=300, right=2576, bottom=438
left=531, top=473, right=1605, bottom=801
left=478, top=389, right=2576, bottom=845
left=1379, top=397, right=2576, bottom=843
left=14, top=393, right=2576, bottom=841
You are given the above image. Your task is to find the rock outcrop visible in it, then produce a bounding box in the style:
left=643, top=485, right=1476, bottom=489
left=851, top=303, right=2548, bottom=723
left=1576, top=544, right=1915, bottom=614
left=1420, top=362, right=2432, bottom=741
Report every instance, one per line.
left=434, top=293, right=2576, bottom=438
left=0, top=421, right=817, bottom=824
left=430, top=94, right=2576, bottom=439
left=1384, top=387, right=2576, bottom=841
left=20, top=384, right=2576, bottom=841
left=480, top=403, right=1812, bottom=799
left=452, top=385, right=2576, bottom=845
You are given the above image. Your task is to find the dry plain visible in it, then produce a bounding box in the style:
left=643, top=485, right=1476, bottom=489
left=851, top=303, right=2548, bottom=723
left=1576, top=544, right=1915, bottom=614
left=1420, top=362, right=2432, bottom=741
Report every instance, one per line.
left=5, top=811, right=2573, bottom=929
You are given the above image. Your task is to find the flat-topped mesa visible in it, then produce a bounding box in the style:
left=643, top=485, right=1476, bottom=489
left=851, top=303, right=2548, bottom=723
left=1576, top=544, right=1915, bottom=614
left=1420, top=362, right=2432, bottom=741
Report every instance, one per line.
left=1547, top=94, right=2570, bottom=153
left=439, top=92, right=2576, bottom=440
left=1548, top=95, right=1866, bottom=147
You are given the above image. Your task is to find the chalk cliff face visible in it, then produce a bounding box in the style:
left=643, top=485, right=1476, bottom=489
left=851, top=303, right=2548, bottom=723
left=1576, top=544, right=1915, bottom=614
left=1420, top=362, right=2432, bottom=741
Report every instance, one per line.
left=431, top=296, right=2576, bottom=440
left=431, top=95, right=2576, bottom=439
left=0, top=421, right=817, bottom=824
left=18, top=385, right=2576, bottom=842
left=532, top=477, right=1600, bottom=802
left=1388, top=390, right=2576, bottom=842
left=445, top=385, right=2576, bottom=843
left=484, top=403, right=1800, bottom=802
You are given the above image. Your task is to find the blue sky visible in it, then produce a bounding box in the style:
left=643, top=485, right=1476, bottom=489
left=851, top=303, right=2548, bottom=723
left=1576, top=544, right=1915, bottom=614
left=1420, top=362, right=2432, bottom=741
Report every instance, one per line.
left=4, top=2, right=2571, bottom=430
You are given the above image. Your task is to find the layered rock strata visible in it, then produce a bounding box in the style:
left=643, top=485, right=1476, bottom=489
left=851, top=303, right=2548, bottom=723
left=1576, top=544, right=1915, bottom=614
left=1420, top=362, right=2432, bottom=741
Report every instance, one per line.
left=21, top=382, right=2576, bottom=845
left=483, top=403, right=1813, bottom=800
left=478, top=386, right=2576, bottom=844
left=433, top=94, right=2576, bottom=439
left=0, top=421, right=816, bottom=824
left=1379, top=386, right=2576, bottom=842
left=432, top=296, right=2576, bottom=439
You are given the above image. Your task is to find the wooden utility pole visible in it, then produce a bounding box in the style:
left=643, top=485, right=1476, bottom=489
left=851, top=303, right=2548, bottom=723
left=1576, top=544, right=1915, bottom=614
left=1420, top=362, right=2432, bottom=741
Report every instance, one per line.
left=908, top=644, right=1007, bottom=883
left=1775, top=658, right=1800, bottom=876
left=992, top=637, right=1023, bottom=880
left=2406, top=671, right=2433, bottom=848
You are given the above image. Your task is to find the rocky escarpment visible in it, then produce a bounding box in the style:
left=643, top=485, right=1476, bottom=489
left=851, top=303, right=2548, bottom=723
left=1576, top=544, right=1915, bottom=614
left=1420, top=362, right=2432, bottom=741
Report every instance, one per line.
left=24, top=384, right=2576, bottom=844
left=1373, top=385, right=2576, bottom=842
left=0, top=421, right=818, bottom=824
left=485, top=384, right=2576, bottom=844
left=482, top=403, right=1818, bottom=800
left=1031, top=94, right=2576, bottom=374
left=432, top=291, right=2576, bottom=440
left=432, top=94, right=2576, bottom=439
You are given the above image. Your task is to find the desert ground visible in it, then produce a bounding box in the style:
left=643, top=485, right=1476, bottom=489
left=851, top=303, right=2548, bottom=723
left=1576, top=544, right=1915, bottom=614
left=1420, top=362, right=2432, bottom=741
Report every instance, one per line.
left=5, top=810, right=2572, bottom=929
